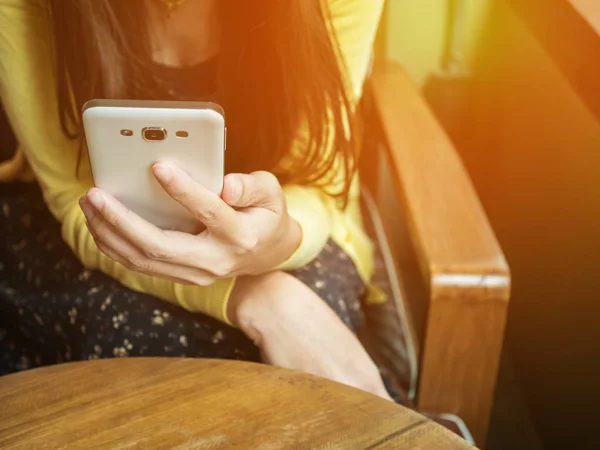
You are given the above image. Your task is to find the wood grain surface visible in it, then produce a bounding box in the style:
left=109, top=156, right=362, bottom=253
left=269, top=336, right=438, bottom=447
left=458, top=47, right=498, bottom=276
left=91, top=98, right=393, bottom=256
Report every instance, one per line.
left=369, top=63, right=510, bottom=446
left=0, top=358, right=474, bottom=449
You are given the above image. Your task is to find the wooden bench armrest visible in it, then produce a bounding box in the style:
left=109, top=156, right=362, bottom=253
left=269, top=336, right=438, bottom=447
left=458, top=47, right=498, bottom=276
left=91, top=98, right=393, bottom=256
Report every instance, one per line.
left=369, top=62, right=510, bottom=446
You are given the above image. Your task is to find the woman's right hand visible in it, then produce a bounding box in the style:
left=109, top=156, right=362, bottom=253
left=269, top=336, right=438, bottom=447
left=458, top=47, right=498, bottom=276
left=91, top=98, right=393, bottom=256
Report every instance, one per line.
left=229, top=271, right=392, bottom=401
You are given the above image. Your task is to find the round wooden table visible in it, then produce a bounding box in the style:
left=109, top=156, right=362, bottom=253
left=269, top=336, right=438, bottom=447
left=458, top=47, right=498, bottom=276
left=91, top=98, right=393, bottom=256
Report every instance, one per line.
left=0, top=359, right=474, bottom=449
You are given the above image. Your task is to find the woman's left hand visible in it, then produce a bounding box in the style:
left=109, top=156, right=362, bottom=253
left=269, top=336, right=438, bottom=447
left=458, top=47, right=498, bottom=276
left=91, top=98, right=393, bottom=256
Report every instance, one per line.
left=79, top=162, right=302, bottom=286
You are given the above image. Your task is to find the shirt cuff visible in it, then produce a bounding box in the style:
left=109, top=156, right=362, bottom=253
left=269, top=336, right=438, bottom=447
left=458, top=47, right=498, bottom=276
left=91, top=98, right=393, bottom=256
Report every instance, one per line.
left=277, top=185, right=332, bottom=271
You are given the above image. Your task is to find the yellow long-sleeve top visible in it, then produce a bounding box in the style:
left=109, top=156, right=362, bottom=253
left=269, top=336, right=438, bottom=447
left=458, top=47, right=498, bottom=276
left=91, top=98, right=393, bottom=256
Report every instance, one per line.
left=0, top=0, right=384, bottom=324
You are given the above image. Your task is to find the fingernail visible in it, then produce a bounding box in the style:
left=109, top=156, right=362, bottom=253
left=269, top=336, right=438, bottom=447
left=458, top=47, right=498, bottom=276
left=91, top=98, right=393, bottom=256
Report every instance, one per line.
left=87, top=190, right=105, bottom=209
left=79, top=197, right=96, bottom=220
left=153, top=164, right=172, bottom=182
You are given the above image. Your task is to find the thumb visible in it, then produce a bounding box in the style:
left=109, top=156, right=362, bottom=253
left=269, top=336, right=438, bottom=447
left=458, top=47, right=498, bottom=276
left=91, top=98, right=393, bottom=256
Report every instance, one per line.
left=221, top=172, right=283, bottom=210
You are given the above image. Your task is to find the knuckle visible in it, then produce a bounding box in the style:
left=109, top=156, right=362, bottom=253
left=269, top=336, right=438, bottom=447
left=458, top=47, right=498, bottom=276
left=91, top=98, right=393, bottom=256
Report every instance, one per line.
left=103, top=211, right=122, bottom=229
left=237, top=235, right=259, bottom=253
left=122, top=261, right=136, bottom=271
left=213, top=260, right=236, bottom=277
left=252, top=171, right=283, bottom=206
left=197, top=201, right=220, bottom=223
left=260, top=172, right=281, bottom=194
left=85, top=220, right=97, bottom=236
left=126, top=257, right=151, bottom=272
left=211, top=268, right=225, bottom=278
left=95, top=240, right=111, bottom=256
left=142, top=245, right=172, bottom=260
left=88, top=224, right=106, bottom=243
left=171, top=186, right=189, bottom=202
left=256, top=170, right=278, bottom=187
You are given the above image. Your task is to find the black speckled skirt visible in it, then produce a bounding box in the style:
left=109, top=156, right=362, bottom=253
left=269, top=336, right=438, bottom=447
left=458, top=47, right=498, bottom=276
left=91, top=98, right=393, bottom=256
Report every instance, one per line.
left=0, top=183, right=367, bottom=375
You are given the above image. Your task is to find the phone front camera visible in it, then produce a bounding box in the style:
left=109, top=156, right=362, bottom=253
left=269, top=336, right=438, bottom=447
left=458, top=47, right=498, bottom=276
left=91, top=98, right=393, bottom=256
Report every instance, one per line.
left=142, top=127, right=167, bottom=142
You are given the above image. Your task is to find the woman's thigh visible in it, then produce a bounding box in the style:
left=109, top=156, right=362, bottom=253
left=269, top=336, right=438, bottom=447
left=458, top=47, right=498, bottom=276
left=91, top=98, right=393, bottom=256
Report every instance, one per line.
left=0, top=185, right=366, bottom=374
left=0, top=186, right=258, bottom=372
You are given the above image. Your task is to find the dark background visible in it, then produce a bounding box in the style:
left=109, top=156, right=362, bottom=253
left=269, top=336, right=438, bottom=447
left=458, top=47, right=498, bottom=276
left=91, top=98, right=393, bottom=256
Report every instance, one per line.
left=426, top=1, right=600, bottom=448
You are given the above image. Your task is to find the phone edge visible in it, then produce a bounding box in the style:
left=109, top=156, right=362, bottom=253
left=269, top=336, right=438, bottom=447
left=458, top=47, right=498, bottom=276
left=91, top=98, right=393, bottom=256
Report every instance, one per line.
left=82, top=99, right=225, bottom=119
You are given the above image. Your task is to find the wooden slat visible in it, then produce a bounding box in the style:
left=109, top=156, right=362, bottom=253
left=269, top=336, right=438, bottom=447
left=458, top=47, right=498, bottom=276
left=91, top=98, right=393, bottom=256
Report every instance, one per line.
left=508, top=0, right=600, bottom=120
left=370, top=63, right=509, bottom=281
left=370, top=63, right=510, bottom=447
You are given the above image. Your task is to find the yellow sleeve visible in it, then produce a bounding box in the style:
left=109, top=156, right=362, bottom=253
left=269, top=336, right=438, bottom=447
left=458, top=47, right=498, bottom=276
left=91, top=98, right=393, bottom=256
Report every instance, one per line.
left=0, top=0, right=234, bottom=323
left=61, top=198, right=236, bottom=322
left=278, top=0, right=385, bottom=270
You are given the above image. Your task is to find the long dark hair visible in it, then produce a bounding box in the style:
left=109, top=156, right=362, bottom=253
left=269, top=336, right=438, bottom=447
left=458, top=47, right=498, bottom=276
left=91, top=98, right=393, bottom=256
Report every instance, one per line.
left=48, top=0, right=358, bottom=204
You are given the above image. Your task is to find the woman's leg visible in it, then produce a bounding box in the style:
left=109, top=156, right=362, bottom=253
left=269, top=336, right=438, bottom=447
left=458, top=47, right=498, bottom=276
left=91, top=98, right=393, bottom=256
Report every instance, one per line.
left=288, top=239, right=366, bottom=333
left=1, top=184, right=382, bottom=393
left=0, top=185, right=260, bottom=374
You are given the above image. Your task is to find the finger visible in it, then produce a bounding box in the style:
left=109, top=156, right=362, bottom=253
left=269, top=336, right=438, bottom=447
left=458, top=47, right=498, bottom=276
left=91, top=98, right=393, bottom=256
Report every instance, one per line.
left=85, top=214, right=216, bottom=286
left=83, top=189, right=192, bottom=261
left=221, top=171, right=283, bottom=212
left=152, top=162, right=240, bottom=237
left=83, top=193, right=232, bottom=276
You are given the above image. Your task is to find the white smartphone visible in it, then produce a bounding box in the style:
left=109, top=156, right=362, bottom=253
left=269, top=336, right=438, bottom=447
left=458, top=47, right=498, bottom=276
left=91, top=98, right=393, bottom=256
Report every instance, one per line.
left=82, top=99, right=225, bottom=233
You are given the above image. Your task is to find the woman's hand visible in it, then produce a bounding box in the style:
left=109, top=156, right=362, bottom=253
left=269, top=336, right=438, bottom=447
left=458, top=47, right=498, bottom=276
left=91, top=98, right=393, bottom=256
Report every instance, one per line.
left=79, top=162, right=302, bottom=285
left=229, top=271, right=393, bottom=401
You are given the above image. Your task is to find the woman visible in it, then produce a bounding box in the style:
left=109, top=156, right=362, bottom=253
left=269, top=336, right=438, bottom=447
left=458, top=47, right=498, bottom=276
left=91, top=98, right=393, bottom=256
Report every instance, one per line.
left=0, top=0, right=390, bottom=398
